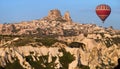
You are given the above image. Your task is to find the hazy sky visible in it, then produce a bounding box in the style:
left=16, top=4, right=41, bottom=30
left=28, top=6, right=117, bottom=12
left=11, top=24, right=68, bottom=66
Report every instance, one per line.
left=0, top=0, right=120, bottom=29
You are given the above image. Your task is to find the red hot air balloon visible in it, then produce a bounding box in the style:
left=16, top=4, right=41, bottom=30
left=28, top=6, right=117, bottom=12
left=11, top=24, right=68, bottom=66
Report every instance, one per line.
left=96, top=4, right=111, bottom=23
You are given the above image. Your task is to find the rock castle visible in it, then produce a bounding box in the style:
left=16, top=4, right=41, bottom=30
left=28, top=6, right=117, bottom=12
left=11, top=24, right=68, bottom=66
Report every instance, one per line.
left=0, top=9, right=120, bottom=69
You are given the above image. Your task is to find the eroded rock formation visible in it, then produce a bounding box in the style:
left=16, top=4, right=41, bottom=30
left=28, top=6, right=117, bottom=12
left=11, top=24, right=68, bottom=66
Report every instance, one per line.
left=63, top=11, right=72, bottom=23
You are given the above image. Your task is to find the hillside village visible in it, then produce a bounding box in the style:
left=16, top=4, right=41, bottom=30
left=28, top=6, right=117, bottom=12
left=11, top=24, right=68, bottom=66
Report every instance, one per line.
left=0, top=9, right=119, bottom=36
left=0, top=9, right=120, bottom=69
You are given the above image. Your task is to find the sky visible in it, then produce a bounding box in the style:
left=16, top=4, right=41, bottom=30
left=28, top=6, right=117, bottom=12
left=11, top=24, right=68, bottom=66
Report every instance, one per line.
left=0, top=0, right=120, bottom=29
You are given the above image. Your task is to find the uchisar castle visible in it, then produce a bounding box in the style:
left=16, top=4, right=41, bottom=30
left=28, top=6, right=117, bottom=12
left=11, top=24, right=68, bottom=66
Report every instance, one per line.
left=0, top=9, right=120, bottom=69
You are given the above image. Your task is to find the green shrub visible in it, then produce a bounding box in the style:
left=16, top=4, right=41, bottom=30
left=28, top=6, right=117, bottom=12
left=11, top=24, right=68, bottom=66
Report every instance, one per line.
left=25, top=55, right=57, bottom=69
left=3, top=58, right=24, bottom=69
left=35, top=37, right=58, bottom=47
left=59, top=48, right=75, bottom=69
left=79, top=64, right=90, bottom=69
left=13, top=38, right=33, bottom=46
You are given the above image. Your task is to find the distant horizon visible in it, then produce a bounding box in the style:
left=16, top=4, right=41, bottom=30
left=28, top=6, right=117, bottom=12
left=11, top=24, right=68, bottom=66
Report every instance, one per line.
left=0, top=0, right=120, bottom=29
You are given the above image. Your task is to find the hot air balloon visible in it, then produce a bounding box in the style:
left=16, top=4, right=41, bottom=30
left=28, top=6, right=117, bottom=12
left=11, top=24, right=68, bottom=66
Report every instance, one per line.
left=96, top=4, right=111, bottom=23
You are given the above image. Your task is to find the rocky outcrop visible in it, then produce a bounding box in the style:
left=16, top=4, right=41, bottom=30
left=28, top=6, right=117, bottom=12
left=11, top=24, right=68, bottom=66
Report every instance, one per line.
left=0, top=36, right=120, bottom=69
left=1, top=24, right=17, bottom=35
left=0, top=9, right=120, bottom=69
left=48, top=9, right=62, bottom=20
left=0, top=9, right=119, bottom=35
left=63, top=11, right=72, bottom=23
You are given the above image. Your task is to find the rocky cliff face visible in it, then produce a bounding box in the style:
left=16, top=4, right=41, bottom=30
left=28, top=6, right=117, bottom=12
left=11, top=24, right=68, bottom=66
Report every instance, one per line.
left=0, top=35, right=120, bottom=69
left=0, top=9, right=120, bottom=69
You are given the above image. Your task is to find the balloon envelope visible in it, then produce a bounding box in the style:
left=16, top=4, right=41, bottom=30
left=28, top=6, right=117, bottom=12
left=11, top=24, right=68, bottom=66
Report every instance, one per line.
left=96, top=4, right=111, bottom=23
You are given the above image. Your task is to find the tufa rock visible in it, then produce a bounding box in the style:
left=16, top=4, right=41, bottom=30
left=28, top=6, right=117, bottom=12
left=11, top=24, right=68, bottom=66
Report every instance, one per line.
left=63, top=11, right=72, bottom=23
left=48, top=9, right=62, bottom=20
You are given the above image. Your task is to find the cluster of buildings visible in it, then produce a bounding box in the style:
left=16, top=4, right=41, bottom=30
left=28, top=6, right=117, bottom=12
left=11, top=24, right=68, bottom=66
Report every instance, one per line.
left=0, top=9, right=119, bottom=37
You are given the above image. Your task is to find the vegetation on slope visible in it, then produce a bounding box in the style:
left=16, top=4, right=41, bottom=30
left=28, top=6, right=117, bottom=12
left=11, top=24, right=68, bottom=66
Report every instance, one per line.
left=0, top=58, right=24, bottom=69
left=0, top=48, right=75, bottom=69
left=59, top=48, right=75, bottom=69
left=35, top=37, right=59, bottom=47
left=25, top=55, right=57, bottom=69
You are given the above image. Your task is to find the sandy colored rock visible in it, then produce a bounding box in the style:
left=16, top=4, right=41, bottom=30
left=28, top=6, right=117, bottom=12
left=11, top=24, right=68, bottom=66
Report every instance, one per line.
left=63, top=11, right=72, bottom=23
